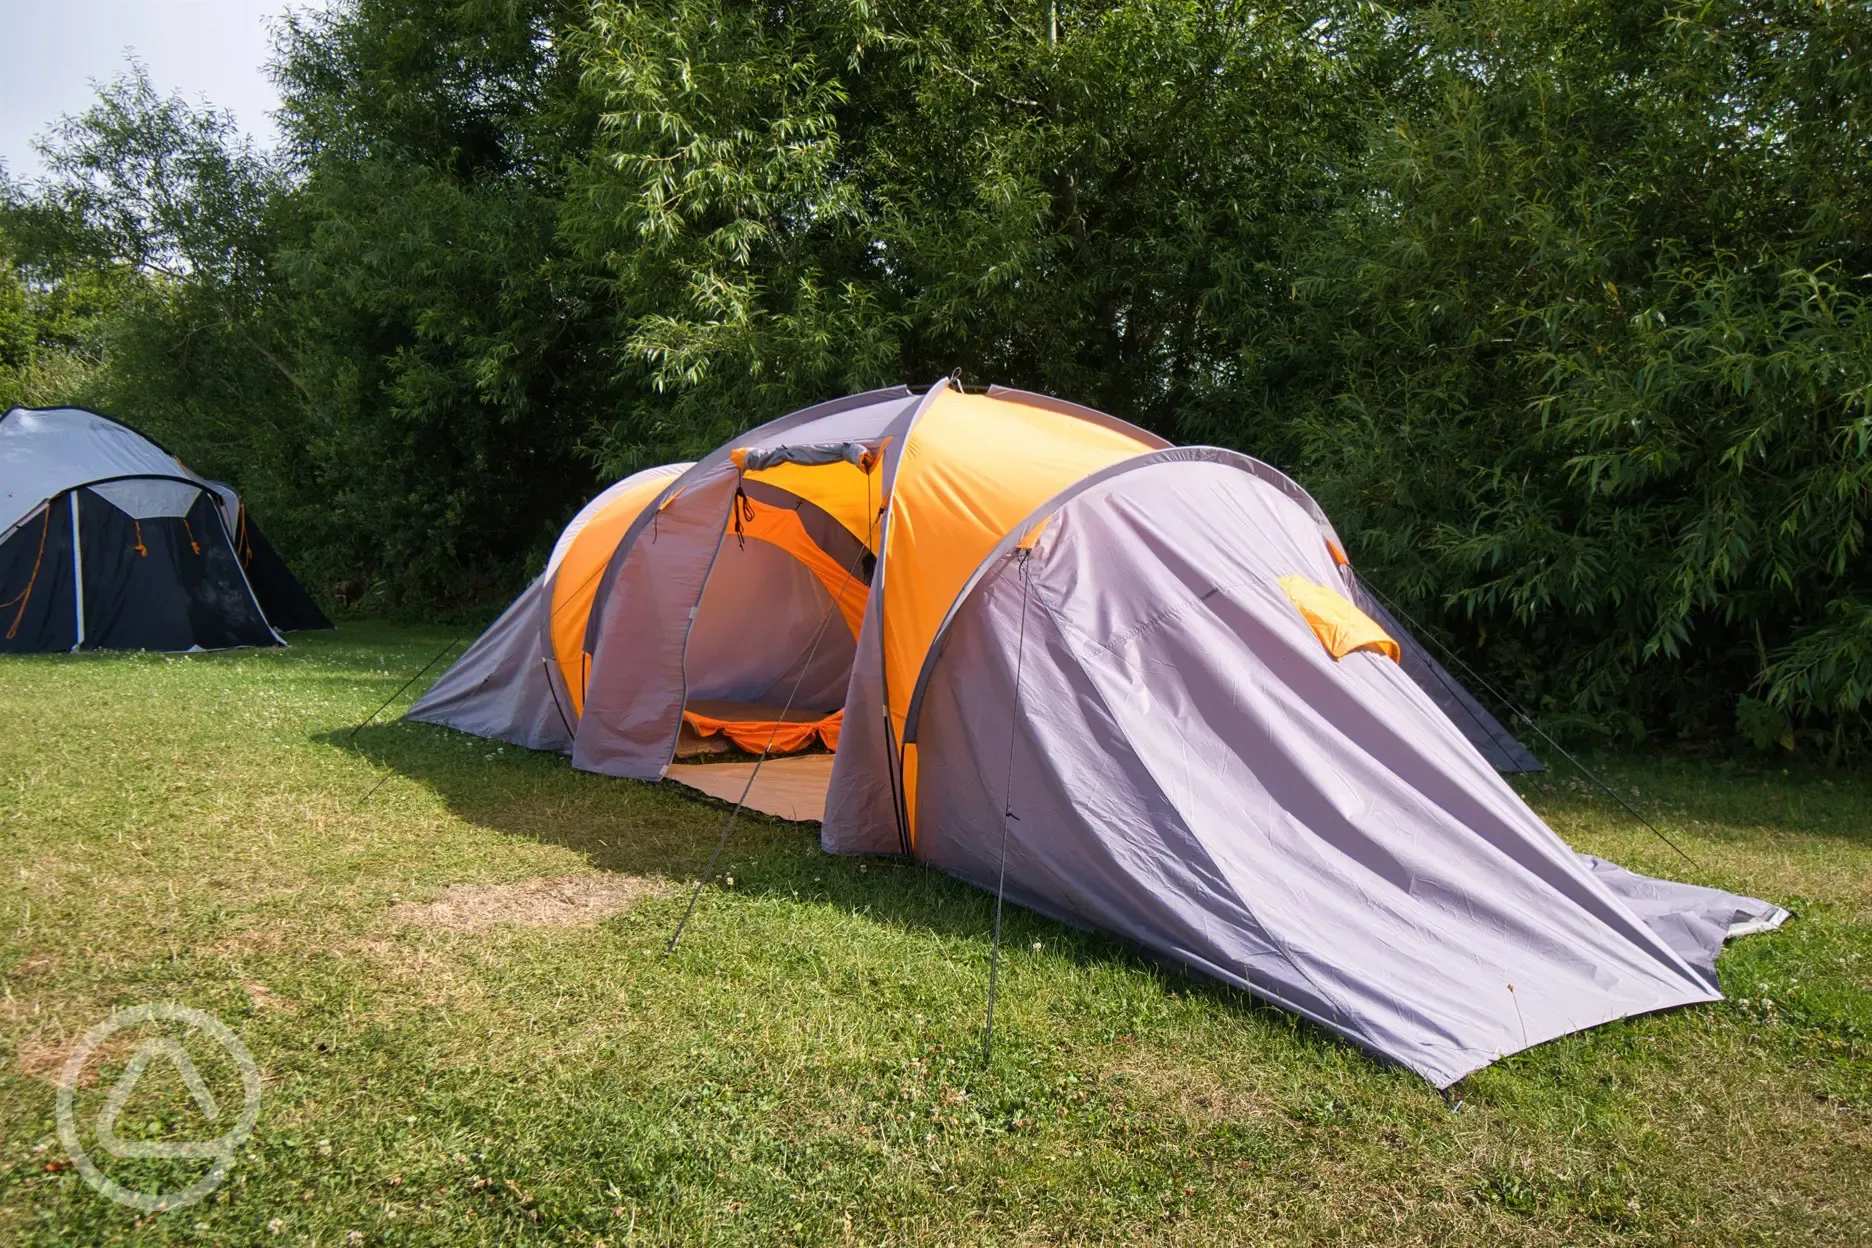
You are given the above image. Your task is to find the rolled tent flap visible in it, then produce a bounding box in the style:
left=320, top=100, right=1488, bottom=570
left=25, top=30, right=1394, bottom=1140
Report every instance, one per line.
left=681, top=703, right=842, bottom=755
left=1277, top=575, right=1402, bottom=662
left=907, top=453, right=1729, bottom=1088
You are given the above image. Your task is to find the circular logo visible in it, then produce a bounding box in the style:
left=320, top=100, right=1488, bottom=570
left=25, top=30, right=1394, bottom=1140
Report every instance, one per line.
left=55, top=1004, right=261, bottom=1212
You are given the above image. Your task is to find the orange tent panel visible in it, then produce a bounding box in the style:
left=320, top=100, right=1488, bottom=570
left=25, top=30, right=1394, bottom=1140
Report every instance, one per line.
left=731, top=495, right=870, bottom=638
left=549, top=469, right=686, bottom=717
left=881, top=390, right=1157, bottom=847
left=681, top=705, right=843, bottom=755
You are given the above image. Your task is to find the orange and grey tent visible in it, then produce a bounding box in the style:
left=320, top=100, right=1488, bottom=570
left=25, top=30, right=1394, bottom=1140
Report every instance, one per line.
left=410, top=380, right=1785, bottom=1087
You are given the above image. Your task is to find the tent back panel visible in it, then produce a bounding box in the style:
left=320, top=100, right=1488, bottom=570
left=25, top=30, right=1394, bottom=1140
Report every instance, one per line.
left=235, top=516, right=332, bottom=631
left=907, top=456, right=1716, bottom=1087
left=684, top=529, right=857, bottom=713
left=73, top=486, right=278, bottom=651
left=1348, top=581, right=1543, bottom=773
left=408, top=577, right=573, bottom=752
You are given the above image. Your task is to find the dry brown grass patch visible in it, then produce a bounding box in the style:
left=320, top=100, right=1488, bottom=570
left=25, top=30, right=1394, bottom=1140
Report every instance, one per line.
left=388, top=874, right=669, bottom=931
left=10, top=1026, right=141, bottom=1087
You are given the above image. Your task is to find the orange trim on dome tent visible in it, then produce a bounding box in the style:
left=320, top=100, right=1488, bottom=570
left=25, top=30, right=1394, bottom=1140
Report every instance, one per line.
left=547, top=465, right=692, bottom=718
left=730, top=492, right=871, bottom=639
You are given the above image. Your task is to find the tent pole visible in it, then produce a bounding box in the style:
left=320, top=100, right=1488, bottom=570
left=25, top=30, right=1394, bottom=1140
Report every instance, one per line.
left=983, top=548, right=1034, bottom=1066
left=68, top=492, right=84, bottom=652
left=542, top=657, right=576, bottom=741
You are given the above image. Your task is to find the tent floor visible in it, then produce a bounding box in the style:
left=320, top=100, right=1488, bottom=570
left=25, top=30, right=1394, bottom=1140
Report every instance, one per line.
left=665, top=755, right=834, bottom=823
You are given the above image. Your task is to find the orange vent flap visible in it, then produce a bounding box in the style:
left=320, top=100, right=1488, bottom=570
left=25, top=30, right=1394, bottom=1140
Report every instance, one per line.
left=1276, top=575, right=1401, bottom=663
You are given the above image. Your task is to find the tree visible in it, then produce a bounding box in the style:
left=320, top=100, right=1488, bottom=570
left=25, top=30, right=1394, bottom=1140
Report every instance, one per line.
left=1258, top=0, right=1872, bottom=750
left=271, top=0, right=617, bottom=606
left=564, top=0, right=1391, bottom=465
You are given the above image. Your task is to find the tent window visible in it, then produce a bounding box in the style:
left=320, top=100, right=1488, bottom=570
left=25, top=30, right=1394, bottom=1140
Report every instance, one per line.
left=1276, top=575, right=1401, bottom=663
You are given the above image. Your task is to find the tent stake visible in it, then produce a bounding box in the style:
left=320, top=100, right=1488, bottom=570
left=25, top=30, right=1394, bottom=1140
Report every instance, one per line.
left=983, top=550, right=1035, bottom=1066
left=1360, top=581, right=1700, bottom=870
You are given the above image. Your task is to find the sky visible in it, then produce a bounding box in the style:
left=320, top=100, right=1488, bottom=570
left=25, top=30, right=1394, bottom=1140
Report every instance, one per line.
left=0, top=0, right=296, bottom=180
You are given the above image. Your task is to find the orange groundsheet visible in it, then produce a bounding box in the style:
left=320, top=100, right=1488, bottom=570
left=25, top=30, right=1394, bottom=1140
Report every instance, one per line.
left=680, top=702, right=843, bottom=755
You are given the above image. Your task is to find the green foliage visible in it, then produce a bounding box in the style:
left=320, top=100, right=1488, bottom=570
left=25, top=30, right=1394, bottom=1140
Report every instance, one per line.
left=0, top=245, right=28, bottom=376
left=1255, top=0, right=1872, bottom=750
left=565, top=0, right=1381, bottom=461
left=7, top=0, right=1872, bottom=749
left=269, top=0, right=615, bottom=606
left=0, top=65, right=306, bottom=542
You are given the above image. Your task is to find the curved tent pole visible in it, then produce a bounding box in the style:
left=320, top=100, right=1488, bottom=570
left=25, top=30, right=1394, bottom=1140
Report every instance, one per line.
left=68, top=493, right=83, bottom=651
left=865, top=378, right=956, bottom=855
left=901, top=447, right=1278, bottom=747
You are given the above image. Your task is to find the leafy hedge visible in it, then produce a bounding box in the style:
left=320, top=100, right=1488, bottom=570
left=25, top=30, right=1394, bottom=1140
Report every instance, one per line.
left=3, top=0, right=1868, bottom=751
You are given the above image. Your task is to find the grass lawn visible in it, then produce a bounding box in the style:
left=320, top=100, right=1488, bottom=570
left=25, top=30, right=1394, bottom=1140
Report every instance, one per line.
left=1, top=623, right=1868, bottom=1245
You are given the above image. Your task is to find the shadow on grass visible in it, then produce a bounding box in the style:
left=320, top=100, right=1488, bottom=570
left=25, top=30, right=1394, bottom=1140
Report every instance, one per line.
left=319, top=718, right=1328, bottom=1052
left=1510, top=755, right=1872, bottom=847
left=327, top=720, right=1099, bottom=945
